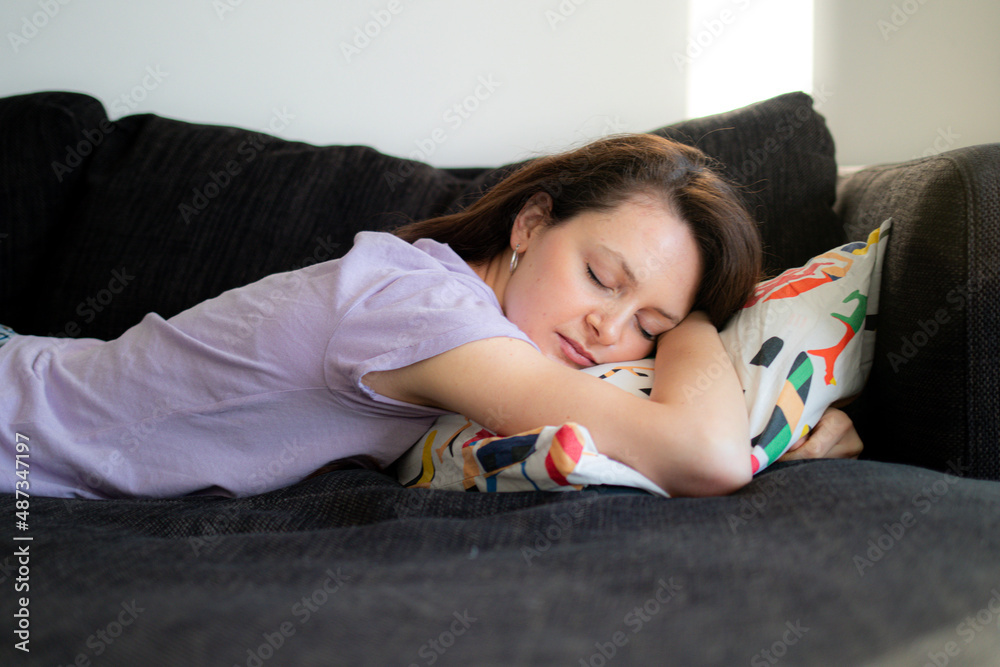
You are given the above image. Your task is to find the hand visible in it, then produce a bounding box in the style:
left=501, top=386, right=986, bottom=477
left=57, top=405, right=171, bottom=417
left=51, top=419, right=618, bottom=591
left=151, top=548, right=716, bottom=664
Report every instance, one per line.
left=778, top=407, right=863, bottom=461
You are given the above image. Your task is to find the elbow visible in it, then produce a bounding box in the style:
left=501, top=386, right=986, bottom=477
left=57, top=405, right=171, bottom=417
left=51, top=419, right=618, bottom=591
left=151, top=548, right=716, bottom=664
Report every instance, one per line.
left=693, top=417, right=753, bottom=496
left=701, top=450, right=753, bottom=496
left=660, top=436, right=753, bottom=498
left=621, top=404, right=753, bottom=497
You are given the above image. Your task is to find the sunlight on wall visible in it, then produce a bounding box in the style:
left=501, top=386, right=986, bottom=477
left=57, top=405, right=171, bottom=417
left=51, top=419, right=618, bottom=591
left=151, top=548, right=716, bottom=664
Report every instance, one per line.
left=683, top=0, right=813, bottom=118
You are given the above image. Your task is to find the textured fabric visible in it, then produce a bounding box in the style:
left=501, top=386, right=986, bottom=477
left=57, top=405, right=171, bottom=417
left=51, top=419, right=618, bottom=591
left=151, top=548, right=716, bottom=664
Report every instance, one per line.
left=0, top=233, right=535, bottom=499
left=0, top=91, right=840, bottom=341
left=0, top=95, right=478, bottom=341
left=0, top=93, right=109, bottom=327
left=398, top=418, right=666, bottom=495
left=0, top=324, right=14, bottom=348
left=835, top=145, right=1000, bottom=481
left=3, top=460, right=1000, bottom=665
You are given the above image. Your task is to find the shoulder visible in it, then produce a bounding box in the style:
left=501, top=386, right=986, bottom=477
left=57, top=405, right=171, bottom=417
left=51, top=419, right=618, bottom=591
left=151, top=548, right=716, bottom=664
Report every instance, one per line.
left=344, top=231, right=468, bottom=274
left=331, top=231, right=508, bottom=327
left=325, top=232, right=538, bottom=397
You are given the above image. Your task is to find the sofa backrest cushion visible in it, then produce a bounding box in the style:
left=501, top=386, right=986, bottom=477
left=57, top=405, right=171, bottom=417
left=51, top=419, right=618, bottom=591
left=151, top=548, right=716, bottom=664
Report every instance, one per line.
left=0, top=90, right=839, bottom=340
left=0, top=92, right=109, bottom=333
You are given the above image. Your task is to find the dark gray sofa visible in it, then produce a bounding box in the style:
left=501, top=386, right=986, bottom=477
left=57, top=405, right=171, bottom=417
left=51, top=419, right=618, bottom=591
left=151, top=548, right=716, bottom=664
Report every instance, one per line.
left=1, top=90, right=998, bottom=666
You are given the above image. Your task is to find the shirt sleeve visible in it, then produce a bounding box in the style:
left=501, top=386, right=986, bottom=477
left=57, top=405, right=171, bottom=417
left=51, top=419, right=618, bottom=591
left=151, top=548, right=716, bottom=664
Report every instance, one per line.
left=323, top=233, right=539, bottom=411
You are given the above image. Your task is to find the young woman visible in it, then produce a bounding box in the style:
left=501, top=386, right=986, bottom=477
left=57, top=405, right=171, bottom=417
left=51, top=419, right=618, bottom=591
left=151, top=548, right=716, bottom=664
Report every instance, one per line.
left=0, top=134, right=860, bottom=500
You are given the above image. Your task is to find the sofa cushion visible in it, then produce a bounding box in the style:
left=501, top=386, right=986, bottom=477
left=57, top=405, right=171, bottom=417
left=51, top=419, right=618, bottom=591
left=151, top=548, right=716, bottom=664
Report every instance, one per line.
left=9, top=460, right=1000, bottom=664
left=4, top=103, right=479, bottom=339
left=0, top=91, right=840, bottom=341
left=0, top=92, right=109, bottom=334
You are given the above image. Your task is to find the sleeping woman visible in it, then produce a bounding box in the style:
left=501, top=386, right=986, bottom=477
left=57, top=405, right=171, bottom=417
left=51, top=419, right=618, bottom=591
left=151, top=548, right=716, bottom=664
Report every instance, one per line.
left=0, top=134, right=861, bottom=500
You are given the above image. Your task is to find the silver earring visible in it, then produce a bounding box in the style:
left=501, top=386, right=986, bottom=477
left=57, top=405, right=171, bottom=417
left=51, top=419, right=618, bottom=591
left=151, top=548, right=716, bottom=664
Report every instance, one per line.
left=509, top=244, right=520, bottom=274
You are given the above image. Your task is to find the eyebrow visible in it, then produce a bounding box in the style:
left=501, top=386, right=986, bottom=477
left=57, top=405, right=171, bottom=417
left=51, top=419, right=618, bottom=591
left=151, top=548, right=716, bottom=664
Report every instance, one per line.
left=597, top=244, right=682, bottom=325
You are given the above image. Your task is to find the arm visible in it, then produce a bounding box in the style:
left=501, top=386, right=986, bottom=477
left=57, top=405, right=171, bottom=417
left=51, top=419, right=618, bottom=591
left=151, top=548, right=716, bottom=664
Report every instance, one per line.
left=364, top=311, right=752, bottom=497
left=778, top=407, right=863, bottom=461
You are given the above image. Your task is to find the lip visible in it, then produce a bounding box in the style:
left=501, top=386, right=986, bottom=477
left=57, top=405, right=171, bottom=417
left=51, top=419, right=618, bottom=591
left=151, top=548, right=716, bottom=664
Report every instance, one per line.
left=558, top=334, right=596, bottom=367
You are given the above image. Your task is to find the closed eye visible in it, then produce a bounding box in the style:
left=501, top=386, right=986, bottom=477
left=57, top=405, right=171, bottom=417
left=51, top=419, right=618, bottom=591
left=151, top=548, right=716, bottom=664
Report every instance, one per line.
left=587, top=265, right=609, bottom=289
left=590, top=264, right=656, bottom=341
left=637, top=323, right=656, bottom=342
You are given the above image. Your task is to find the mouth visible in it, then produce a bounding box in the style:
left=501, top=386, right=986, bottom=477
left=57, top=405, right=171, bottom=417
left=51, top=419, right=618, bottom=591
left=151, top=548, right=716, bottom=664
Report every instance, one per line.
left=557, top=333, right=596, bottom=368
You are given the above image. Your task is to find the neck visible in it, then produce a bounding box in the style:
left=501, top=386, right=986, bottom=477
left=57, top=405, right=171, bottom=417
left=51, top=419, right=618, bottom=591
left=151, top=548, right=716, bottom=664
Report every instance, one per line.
left=469, top=249, right=513, bottom=311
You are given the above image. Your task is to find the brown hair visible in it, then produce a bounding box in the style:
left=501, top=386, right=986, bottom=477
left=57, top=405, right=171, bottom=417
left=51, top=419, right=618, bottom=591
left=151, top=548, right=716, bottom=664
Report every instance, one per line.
left=394, top=133, right=762, bottom=328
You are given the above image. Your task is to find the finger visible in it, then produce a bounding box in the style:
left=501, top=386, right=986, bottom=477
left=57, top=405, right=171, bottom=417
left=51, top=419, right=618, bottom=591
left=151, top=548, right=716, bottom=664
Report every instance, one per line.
left=826, top=427, right=864, bottom=459
left=808, top=408, right=863, bottom=459
left=787, top=433, right=808, bottom=452
left=779, top=408, right=852, bottom=461
left=777, top=433, right=814, bottom=461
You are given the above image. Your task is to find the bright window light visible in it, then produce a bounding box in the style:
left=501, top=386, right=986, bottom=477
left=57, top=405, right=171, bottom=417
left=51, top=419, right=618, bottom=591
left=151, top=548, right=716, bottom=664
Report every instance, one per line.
left=684, top=0, right=814, bottom=119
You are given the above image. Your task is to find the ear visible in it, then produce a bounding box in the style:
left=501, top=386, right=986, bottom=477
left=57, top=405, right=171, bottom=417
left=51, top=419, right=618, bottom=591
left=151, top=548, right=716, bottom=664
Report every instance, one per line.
left=510, top=192, right=553, bottom=251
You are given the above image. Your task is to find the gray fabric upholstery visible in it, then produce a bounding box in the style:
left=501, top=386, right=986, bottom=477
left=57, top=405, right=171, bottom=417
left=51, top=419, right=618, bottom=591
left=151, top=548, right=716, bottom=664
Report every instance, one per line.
left=1, top=90, right=838, bottom=341
left=5, top=461, right=1000, bottom=666
left=835, top=146, right=1000, bottom=480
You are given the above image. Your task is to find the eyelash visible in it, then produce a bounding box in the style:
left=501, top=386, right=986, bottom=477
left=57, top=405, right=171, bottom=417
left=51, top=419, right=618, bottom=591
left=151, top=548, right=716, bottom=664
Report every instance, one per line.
left=586, top=265, right=606, bottom=289
left=586, top=265, right=656, bottom=342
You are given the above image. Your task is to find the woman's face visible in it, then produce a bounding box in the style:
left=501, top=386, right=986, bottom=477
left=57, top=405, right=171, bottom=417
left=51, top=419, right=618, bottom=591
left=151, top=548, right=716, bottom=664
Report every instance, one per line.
left=499, top=193, right=703, bottom=368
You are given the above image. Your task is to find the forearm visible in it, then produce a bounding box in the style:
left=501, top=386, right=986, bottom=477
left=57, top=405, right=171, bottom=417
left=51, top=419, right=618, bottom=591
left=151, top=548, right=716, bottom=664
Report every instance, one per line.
left=368, top=323, right=752, bottom=497
left=646, top=311, right=751, bottom=495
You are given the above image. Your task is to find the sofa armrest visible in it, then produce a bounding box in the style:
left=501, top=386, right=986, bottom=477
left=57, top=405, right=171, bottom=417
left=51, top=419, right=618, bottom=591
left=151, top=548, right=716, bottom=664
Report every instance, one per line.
left=834, top=144, right=1000, bottom=480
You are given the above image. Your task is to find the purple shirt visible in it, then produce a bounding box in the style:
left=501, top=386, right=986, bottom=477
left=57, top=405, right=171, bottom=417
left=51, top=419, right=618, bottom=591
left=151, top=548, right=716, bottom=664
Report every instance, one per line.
left=1, top=232, right=537, bottom=499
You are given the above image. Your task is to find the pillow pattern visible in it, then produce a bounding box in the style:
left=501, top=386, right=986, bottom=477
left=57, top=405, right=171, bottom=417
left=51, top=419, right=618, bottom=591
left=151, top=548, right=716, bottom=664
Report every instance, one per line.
left=395, top=219, right=893, bottom=496
left=722, top=218, right=890, bottom=471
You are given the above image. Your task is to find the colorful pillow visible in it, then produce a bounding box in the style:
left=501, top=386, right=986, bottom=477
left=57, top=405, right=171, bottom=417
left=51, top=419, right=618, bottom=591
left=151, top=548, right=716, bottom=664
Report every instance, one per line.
left=394, top=220, right=892, bottom=495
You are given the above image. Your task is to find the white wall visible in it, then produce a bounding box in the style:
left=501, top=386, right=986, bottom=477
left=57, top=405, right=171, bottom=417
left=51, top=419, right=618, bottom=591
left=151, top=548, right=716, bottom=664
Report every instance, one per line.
left=2, top=1, right=997, bottom=167
left=0, top=0, right=689, bottom=167
left=684, top=0, right=813, bottom=120
left=814, top=0, right=1000, bottom=166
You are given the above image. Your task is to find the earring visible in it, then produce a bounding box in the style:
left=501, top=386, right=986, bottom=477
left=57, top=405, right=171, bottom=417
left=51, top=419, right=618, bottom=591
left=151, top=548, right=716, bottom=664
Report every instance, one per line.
left=509, top=244, right=521, bottom=274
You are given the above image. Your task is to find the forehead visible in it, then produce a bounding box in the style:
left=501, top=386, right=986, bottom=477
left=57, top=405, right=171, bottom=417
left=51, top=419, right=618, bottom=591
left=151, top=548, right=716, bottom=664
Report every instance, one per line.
left=574, top=196, right=702, bottom=275
left=563, top=197, right=703, bottom=317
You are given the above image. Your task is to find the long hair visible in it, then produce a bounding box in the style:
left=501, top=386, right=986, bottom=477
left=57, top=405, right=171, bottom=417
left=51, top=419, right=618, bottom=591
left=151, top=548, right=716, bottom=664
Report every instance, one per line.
left=394, top=134, right=762, bottom=328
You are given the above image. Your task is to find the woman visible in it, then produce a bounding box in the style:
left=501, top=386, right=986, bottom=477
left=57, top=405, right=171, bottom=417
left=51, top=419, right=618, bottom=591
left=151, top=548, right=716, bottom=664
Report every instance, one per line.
left=0, top=134, right=860, bottom=500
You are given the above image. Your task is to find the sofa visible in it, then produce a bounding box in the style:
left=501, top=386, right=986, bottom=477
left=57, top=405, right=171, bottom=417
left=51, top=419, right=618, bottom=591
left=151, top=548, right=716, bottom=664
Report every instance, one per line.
left=1, top=90, right=998, bottom=665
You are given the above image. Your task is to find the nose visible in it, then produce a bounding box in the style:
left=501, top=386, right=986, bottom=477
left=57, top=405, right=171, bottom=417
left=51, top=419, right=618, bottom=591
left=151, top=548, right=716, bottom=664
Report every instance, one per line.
left=586, top=305, right=627, bottom=346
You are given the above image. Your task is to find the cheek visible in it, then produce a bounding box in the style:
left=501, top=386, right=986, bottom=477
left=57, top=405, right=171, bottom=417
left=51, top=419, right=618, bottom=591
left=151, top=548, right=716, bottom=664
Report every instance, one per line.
left=596, top=336, right=656, bottom=364
left=503, top=269, right=573, bottom=336
left=497, top=268, right=531, bottom=325
left=503, top=281, right=551, bottom=336
left=625, top=338, right=657, bottom=361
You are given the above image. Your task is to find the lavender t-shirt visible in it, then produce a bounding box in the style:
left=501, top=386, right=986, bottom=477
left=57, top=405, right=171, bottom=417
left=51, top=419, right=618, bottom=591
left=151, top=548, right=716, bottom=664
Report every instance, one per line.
left=1, top=232, right=537, bottom=499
